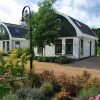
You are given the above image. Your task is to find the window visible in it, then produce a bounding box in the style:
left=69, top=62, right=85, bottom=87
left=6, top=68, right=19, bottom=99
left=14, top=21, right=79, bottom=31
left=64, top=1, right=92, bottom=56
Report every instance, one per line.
left=66, top=39, right=73, bottom=54
left=15, top=41, right=20, bottom=48
left=55, top=39, right=62, bottom=54
left=7, top=41, right=9, bottom=51
left=80, top=39, right=83, bottom=55
left=3, top=41, right=5, bottom=51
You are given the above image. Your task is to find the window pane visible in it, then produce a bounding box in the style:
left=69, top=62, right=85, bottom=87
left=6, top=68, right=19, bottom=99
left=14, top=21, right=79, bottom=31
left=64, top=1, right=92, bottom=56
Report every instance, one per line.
left=55, top=39, right=62, bottom=54
left=80, top=39, right=83, bottom=55
left=7, top=41, right=9, bottom=51
left=66, top=39, right=73, bottom=54
left=15, top=41, right=20, bottom=48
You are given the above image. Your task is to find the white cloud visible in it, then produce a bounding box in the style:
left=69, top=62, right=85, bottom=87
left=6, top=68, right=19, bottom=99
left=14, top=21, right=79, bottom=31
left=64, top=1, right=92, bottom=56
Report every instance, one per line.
left=54, top=0, right=100, bottom=28
left=0, top=0, right=38, bottom=24
left=0, top=0, right=100, bottom=28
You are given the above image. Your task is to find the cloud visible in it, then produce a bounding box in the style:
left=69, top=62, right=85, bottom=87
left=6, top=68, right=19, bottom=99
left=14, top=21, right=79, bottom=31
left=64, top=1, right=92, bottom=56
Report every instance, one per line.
left=54, top=0, right=100, bottom=28
left=0, top=0, right=100, bottom=28
left=0, top=0, right=38, bottom=24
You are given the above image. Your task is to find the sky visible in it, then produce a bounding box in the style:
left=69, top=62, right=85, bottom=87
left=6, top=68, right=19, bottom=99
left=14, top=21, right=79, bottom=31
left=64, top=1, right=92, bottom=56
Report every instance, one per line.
left=0, top=0, right=100, bottom=28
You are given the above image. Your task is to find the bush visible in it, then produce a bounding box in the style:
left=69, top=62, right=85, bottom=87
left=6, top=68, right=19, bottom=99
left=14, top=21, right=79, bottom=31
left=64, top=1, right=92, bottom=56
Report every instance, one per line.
left=57, top=74, right=77, bottom=96
left=1, top=93, right=19, bottom=100
left=17, top=86, right=52, bottom=100
left=0, top=83, right=12, bottom=98
left=55, top=90, right=70, bottom=100
left=34, top=56, right=71, bottom=64
left=97, top=46, right=100, bottom=56
left=12, top=81, right=24, bottom=91
left=30, top=73, right=42, bottom=88
left=39, top=70, right=60, bottom=92
left=79, top=86, right=100, bottom=100
left=56, top=56, right=71, bottom=64
left=40, top=82, right=54, bottom=96
left=74, top=71, right=92, bottom=92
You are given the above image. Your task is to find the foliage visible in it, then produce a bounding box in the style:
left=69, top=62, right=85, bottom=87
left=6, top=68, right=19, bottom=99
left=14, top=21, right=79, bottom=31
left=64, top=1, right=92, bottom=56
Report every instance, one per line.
left=39, top=70, right=60, bottom=92
left=92, top=28, right=100, bottom=46
left=1, top=93, right=19, bottom=100
left=5, top=49, right=30, bottom=77
left=26, top=0, right=61, bottom=55
left=79, top=86, right=100, bottom=100
left=56, top=56, right=71, bottom=64
left=74, top=71, right=92, bottom=92
left=34, top=56, right=72, bottom=64
left=40, top=82, right=54, bottom=95
left=30, top=73, right=42, bottom=88
left=0, top=82, right=12, bottom=98
left=97, top=46, right=100, bottom=56
left=55, top=90, right=70, bottom=100
left=12, top=80, right=24, bottom=91
left=0, top=51, right=8, bottom=77
left=17, top=88, right=45, bottom=100
left=57, top=74, right=77, bottom=96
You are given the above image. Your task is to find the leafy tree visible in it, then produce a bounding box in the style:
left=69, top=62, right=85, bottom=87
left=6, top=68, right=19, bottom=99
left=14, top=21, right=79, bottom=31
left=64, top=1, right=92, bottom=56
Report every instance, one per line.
left=92, top=28, right=100, bottom=46
left=27, top=0, right=61, bottom=55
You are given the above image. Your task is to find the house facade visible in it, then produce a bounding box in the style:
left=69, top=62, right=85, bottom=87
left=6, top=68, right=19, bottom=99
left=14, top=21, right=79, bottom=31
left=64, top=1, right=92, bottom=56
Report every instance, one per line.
left=0, top=22, right=29, bottom=53
left=34, top=12, right=98, bottom=59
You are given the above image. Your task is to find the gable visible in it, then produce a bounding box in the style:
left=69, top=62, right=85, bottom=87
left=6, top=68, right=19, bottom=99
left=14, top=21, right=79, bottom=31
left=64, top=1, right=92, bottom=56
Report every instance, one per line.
left=5, top=23, right=27, bottom=38
left=0, top=24, right=9, bottom=40
left=58, top=15, right=77, bottom=37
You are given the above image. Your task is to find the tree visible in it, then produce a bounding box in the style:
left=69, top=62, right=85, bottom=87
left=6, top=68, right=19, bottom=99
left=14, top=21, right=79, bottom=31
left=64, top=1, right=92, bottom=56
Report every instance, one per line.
left=92, top=28, right=100, bottom=46
left=30, top=0, right=61, bottom=55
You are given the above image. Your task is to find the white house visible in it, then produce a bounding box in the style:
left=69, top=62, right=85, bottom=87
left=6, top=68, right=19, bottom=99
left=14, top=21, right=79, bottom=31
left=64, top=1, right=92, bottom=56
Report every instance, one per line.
left=34, top=12, right=98, bottom=59
left=0, top=22, right=29, bottom=53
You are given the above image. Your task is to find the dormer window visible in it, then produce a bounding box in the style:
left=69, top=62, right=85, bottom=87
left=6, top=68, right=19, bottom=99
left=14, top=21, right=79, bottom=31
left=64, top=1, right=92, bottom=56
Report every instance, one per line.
left=15, top=28, right=20, bottom=33
left=3, top=30, right=5, bottom=33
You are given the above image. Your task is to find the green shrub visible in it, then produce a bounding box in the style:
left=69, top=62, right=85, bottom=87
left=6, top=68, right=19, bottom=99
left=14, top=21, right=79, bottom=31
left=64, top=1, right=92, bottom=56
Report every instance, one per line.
left=40, top=82, right=54, bottom=95
left=0, top=83, right=12, bottom=98
left=30, top=73, right=42, bottom=88
left=12, top=81, right=24, bottom=91
left=34, top=56, right=71, bottom=64
left=79, top=86, right=100, bottom=100
left=1, top=93, right=19, bottom=100
left=39, top=70, right=60, bottom=92
left=17, top=87, right=48, bottom=100
left=97, top=46, right=100, bottom=56
left=56, top=56, right=71, bottom=64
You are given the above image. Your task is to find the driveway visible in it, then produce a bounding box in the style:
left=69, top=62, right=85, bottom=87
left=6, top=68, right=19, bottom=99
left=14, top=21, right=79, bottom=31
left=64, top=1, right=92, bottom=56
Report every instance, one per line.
left=69, top=56, right=100, bottom=69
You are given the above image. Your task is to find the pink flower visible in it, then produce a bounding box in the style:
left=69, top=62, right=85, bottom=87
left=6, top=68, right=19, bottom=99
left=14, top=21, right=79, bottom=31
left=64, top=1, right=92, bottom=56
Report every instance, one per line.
left=0, top=77, right=5, bottom=81
left=89, top=96, right=93, bottom=100
left=96, top=95, right=100, bottom=100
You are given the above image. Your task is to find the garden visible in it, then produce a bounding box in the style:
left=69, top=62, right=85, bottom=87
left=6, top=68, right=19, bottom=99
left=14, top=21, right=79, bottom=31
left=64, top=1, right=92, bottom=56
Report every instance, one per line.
left=0, top=49, right=100, bottom=100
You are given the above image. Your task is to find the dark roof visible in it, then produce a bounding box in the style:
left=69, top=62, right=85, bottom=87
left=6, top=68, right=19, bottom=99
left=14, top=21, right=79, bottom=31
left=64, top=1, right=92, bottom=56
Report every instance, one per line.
left=69, top=17, right=97, bottom=37
left=4, top=23, right=27, bottom=38
left=58, top=15, right=77, bottom=37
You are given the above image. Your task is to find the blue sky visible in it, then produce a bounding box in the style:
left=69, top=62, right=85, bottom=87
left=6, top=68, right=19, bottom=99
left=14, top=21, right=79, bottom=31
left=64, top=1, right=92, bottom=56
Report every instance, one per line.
left=0, top=0, right=100, bottom=28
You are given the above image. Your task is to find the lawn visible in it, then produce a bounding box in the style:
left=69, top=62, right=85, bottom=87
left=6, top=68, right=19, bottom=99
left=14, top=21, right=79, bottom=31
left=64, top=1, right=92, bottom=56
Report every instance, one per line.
left=33, top=61, right=100, bottom=78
